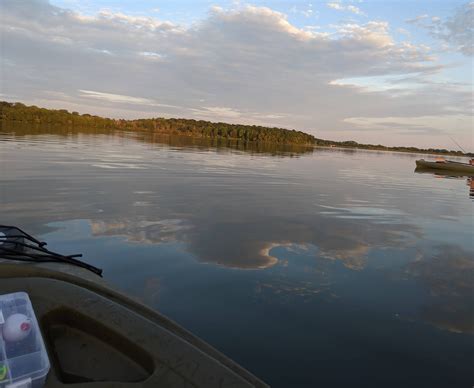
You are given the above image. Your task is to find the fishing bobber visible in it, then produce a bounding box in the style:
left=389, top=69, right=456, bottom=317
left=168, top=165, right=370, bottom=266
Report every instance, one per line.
left=2, top=313, right=32, bottom=342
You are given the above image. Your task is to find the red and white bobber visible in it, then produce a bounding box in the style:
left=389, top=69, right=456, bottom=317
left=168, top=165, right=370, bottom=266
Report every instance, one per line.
left=2, top=313, right=32, bottom=342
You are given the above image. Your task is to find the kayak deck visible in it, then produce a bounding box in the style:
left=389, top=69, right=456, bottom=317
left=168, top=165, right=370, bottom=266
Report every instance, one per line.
left=0, top=261, right=268, bottom=388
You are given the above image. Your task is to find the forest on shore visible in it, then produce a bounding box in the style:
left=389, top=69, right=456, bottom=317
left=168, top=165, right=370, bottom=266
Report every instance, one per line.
left=0, top=101, right=314, bottom=145
left=1, top=101, right=471, bottom=156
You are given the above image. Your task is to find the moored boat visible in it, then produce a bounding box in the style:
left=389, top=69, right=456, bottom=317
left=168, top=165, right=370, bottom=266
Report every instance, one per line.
left=415, top=159, right=474, bottom=175
left=0, top=225, right=268, bottom=388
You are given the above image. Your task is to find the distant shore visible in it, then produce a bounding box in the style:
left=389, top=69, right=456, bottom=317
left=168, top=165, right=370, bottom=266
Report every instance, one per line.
left=311, top=137, right=472, bottom=157
left=314, top=144, right=473, bottom=158
left=1, top=101, right=472, bottom=157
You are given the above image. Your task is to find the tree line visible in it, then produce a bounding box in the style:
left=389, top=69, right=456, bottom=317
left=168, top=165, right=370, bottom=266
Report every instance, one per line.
left=314, top=139, right=472, bottom=157
left=1, top=101, right=471, bottom=156
left=0, top=101, right=315, bottom=145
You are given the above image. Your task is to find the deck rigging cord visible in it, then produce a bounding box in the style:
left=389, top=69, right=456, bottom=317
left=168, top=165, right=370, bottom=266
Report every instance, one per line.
left=0, top=225, right=103, bottom=276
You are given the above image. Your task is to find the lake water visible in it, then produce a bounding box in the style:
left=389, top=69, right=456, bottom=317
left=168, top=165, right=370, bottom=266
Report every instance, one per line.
left=0, top=127, right=473, bottom=387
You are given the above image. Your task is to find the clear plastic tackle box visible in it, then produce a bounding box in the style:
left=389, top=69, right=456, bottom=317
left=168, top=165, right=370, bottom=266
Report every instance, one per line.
left=0, top=292, right=50, bottom=388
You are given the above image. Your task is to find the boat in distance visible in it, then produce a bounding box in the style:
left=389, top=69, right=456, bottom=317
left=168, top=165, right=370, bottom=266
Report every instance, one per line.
left=0, top=225, right=268, bottom=388
left=415, top=159, right=474, bottom=175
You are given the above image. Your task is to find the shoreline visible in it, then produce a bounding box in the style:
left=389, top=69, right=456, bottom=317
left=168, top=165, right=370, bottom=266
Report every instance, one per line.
left=1, top=101, right=472, bottom=157
left=2, top=121, right=472, bottom=158
left=313, top=145, right=472, bottom=159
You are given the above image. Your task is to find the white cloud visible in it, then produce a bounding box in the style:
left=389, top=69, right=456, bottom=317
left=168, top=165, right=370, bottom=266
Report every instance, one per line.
left=0, top=1, right=472, bottom=149
left=79, top=90, right=154, bottom=105
left=139, top=51, right=165, bottom=60
left=78, top=90, right=179, bottom=109
left=397, top=28, right=411, bottom=36
left=344, top=114, right=472, bottom=135
left=334, top=21, right=393, bottom=47
left=347, top=5, right=364, bottom=15
left=289, top=3, right=315, bottom=18
left=406, top=14, right=429, bottom=24
left=327, top=2, right=366, bottom=16
left=327, top=2, right=344, bottom=11
left=190, top=106, right=242, bottom=120
left=343, top=114, right=473, bottom=149
left=406, top=2, right=473, bottom=56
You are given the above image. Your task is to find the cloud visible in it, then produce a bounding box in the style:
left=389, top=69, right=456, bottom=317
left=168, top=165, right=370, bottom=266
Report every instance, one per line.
left=290, top=3, right=317, bottom=18
left=333, top=21, right=393, bottom=47
left=90, top=218, right=192, bottom=244
left=406, top=2, right=473, bottom=56
left=405, top=14, right=429, bottom=24
left=344, top=114, right=472, bottom=136
left=79, top=90, right=179, bottom=108
left=397, top=28, right=410, bottom=36
left=0, top=0, right=472, bottom=149
left=327, top=2, right=366, bottom=16
left=190, top=106, right=242, bottom=120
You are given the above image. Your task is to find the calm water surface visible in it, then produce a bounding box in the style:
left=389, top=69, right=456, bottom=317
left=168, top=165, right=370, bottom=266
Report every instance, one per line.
left=0, top=128, right=473, bottom=387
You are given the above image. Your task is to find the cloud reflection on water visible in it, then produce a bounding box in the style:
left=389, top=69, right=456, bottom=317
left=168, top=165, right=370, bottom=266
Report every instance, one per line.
left=1, top=128, right=473, bottom=336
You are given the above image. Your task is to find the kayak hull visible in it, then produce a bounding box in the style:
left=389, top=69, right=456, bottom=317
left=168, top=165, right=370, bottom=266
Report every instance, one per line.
left=415, top=159, right=474, bottom=175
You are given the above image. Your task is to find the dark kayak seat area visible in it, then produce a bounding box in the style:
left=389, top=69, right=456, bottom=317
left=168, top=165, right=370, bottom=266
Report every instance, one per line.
left=0, top=262, right=268, bottom=388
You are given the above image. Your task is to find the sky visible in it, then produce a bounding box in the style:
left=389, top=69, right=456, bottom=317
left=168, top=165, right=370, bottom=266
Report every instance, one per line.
left=0, top=0, right=472, bottom=150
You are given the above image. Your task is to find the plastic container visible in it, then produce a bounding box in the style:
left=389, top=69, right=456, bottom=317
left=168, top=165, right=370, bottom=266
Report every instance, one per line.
left=0, top=292, right=49, bottom=388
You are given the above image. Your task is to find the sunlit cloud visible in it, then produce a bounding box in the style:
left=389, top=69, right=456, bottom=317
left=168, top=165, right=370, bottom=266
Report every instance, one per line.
left=79, top=90, right=180, bottom=109
left=327, top=2, right=366, bottom=16
left=190, top=106, right=242, bottom=120
left=0, top=0, right=472, bottom=149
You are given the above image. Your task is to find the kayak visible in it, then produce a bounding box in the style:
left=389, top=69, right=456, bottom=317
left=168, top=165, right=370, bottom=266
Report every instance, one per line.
left=0, top=225, right=268, bottom=388
left=415, top=159, right=474, bottom=175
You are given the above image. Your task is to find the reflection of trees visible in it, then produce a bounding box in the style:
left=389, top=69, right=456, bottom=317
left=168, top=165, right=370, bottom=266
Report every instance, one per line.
left=134, top=132, right=315, bottom=157
left=2, top=122, right=314, bottom=157
left=1, top=121, right=116, bottom=136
